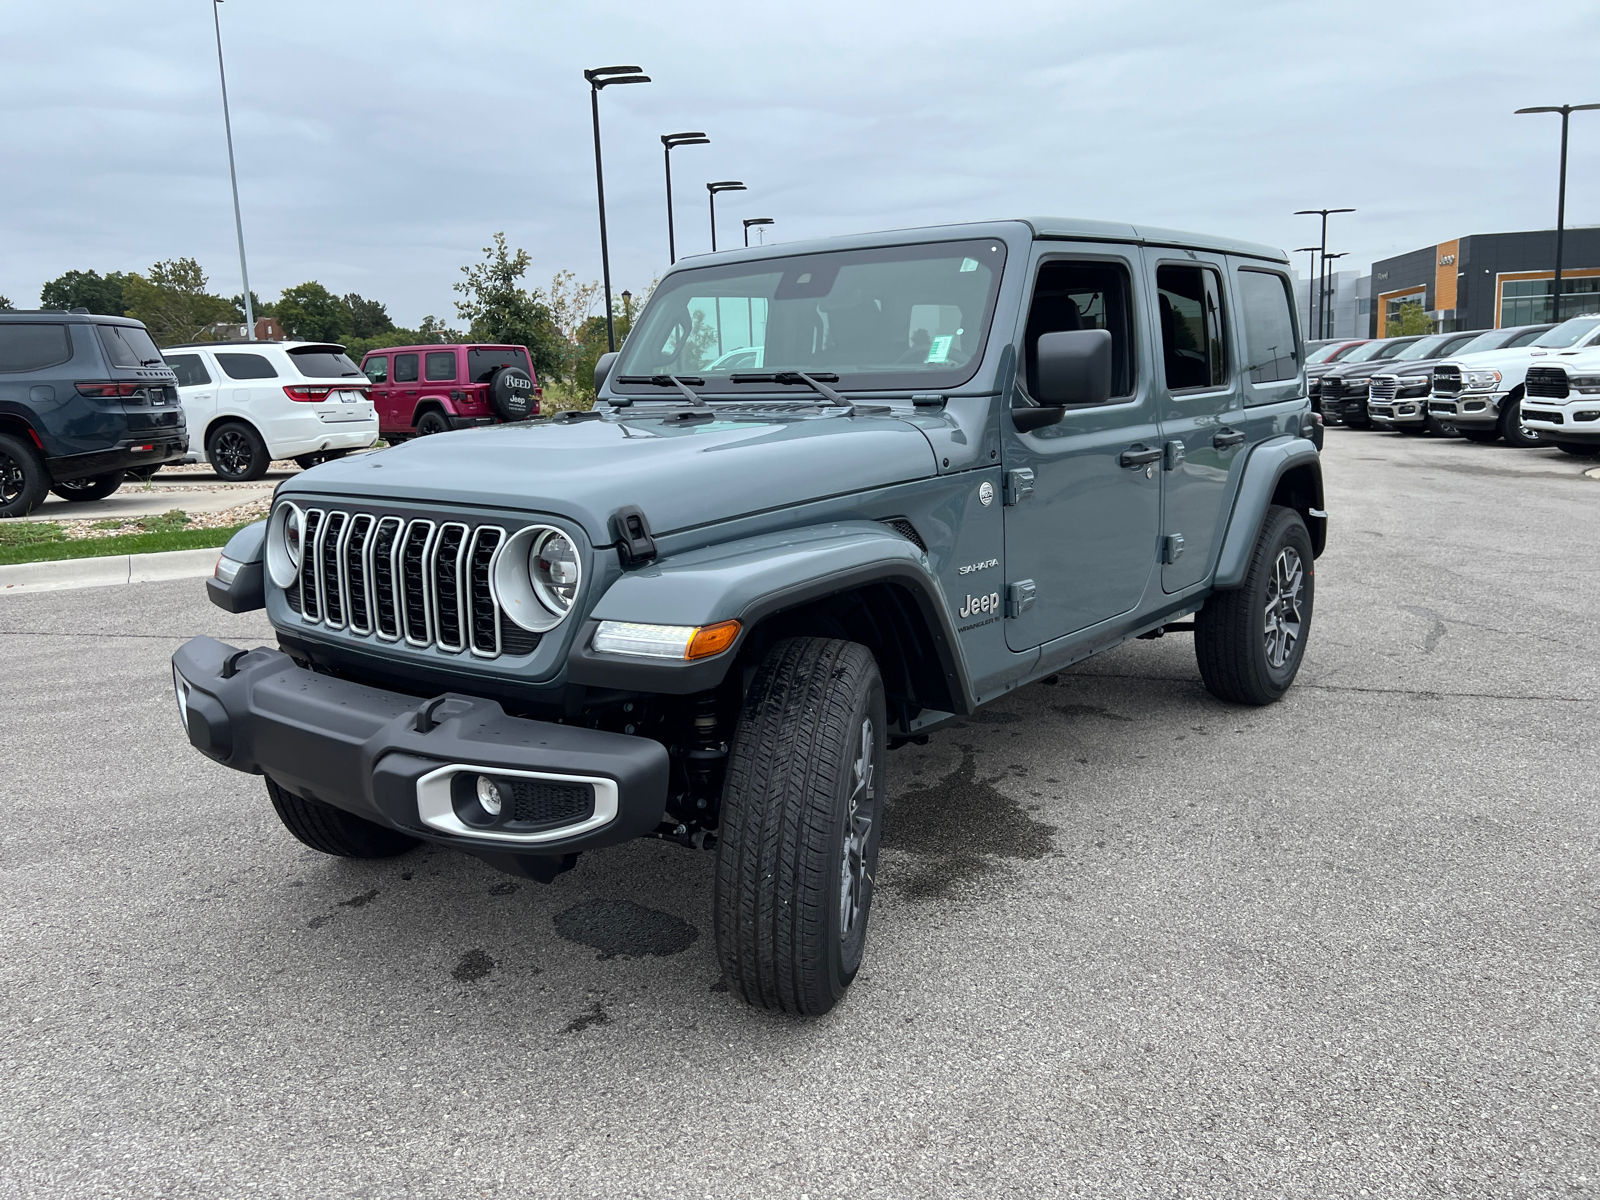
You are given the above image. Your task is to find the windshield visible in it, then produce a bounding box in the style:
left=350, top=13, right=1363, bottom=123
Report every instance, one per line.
left=612, top=239, right=1008, bottom=394
left=1391, top=334, right=1454, bottom=361
left=1455, top=329, right=1517, bottom=355
left=1343, top=340, right=1399, bottom=364
left=1307, top=342, right=1360, bottom=364
left=1533, top=316, right=1600, bottom=348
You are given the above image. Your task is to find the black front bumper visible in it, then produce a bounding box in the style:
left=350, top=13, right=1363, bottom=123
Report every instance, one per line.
left=172, top=637, right=670, bottom=861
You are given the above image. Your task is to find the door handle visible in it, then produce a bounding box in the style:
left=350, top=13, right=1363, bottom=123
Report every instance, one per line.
left=1119, top=445, right=1163, bottom=468
left=1213, top=428, right=1246, bottom=449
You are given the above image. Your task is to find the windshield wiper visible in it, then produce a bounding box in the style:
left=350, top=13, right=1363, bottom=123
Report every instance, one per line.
left=728, top=371, right=887, bottom=415
left=612, top=374, right=713, bottom=416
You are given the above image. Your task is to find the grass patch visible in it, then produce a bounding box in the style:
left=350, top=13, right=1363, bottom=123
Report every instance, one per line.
left=0, top=522, right=250, bottom=566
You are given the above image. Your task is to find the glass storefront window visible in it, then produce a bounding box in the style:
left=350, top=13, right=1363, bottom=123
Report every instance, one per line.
left=1500, top=277, right=1600, bottom=327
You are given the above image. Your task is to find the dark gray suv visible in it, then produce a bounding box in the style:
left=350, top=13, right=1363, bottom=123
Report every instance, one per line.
left=0, top=311, right=187, bottom=517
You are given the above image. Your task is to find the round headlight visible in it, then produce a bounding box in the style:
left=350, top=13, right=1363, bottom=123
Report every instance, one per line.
left=265, top=502, right=304, bottom=589
left=530, top=529, right=581, bottom=616
left=285, top=509, right=303, bottom=567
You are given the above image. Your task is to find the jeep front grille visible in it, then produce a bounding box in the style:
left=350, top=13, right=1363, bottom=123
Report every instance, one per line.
left=1525, top=367, right=1569, bottom=400
left=287, top=508, right=538, bottom=659
left=1433, top=365, right=1462, bottom=397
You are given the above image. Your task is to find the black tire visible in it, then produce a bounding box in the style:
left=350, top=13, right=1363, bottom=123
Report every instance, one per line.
left=486, top=365, right=536, bottom=421
left=715, top=637, right=887, bottom=1016
left=1422, top=411, right=1455, bottom=437
left=415, top=409, right=449, bottom=436
left=1555, top=441, right=1600, bottom=458
left=1397, top=422, right=1426, bottom=436
left=207, top=421, right=270, bottom=482
left=1459, top=429, right=1500, bottom=444
left=1498, top=393, right=1545, bottom=449
left=1195, top=505, right=1314, bottom=706
left=50, top=471, right=125, bottom=502
left=0, top=432, right=49, bottom=519
left=265, top=776, right=419, bottom=858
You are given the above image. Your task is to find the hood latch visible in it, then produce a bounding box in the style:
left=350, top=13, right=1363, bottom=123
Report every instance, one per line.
left=613, top=505, right=657, bottom=565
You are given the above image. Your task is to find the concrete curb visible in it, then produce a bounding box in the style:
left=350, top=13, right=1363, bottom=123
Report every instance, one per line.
left=0, top=547, right=220, bottom=595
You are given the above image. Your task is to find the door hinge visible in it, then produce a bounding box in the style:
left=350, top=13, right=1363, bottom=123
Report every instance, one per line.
left=1004, top=467, right=1034, bottom=506
left=1161, top=533, right=1185, bottom=563
left=1005, top=579, right=1036, bottom=618
left=1164, top=439, right=1186, bottom=471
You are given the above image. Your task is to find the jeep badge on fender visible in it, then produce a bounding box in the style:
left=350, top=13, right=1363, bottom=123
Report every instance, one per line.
left=177, top=218, right=1324, bottom=1018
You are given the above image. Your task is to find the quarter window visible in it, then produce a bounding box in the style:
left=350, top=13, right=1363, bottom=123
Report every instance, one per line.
left=394, top=353, right=419, bottom=383
left=363, top=356, right=389, bottom=384
left=1235, top=269, right=1300, bottom=384
left=0, top=324, right=72, bottom=373
left=424, top=351, right=457, bottom=382
left=164, top=353, right=212, bottom=387
left=1157, top=266, right=1228, bottom=391
left=1021, top=260, right=1136, bottom=400
left=214, top=352, right=279, bottom=380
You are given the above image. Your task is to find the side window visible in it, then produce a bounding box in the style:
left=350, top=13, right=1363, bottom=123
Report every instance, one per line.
left=424, top=351, right=457, bottom=382
left=1021, top=260, right=1136, bottom=401
left=363, top=356, right=388, bottom=384
left=1235, top=269, right=1300, bottom=384
left=164, top=353, right=212, bottom=387
left=1157, top=265, right=1228, bottom=391
left=0, top=324, right=73, bottom=373
left=1508, top=328, right=1546, bottom=348
left=394, top=353, right=419, bottom=383
left=214, top=352, right=279, bottom=380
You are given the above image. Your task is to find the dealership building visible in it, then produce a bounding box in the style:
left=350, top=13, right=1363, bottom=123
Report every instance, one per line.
left=1367, top=227, right=1600, bottom=336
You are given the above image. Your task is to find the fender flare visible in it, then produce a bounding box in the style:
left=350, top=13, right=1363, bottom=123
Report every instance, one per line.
left=565, top=521, right=974, bottom=709
left=1212, top=436, right=1324, bottom=590
left=410, top=397, right=452, bottom=426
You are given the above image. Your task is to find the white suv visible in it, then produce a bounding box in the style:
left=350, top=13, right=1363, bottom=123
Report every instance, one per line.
left=1426, top=314, right=1600, bottom=447
left=161, top=341, right=379, bottom=481
left=1522, top=350, right=1600, bottom=457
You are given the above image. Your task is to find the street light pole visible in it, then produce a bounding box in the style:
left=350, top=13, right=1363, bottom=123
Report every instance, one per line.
left=1295, top=207, right=1355, bottom=339
left=1295, top=246, right=1320, bottom=338
left=706, top=181, right=746, bottom=252
left=211, top=0, right=254, bottom=340
left=661, top=133, right=710, bottom=265
left=585, top=65, right=651, bottom=352
left=1322, top=253, right=1349, bottom=337
left=742, top=217, right=773, bottom=247
left=1515, top=103, right=1600, bottom=322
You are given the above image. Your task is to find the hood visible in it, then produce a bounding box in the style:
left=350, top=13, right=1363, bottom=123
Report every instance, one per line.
left=282, top=407, right=940, bottom=545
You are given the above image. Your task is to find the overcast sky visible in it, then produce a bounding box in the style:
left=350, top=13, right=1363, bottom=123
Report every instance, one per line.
left=2, top=0, right=1596, bottom=326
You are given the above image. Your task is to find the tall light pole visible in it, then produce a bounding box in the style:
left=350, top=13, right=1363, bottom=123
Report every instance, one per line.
left=212, top=0, right=254, bottom=340
left=1295, top=207, right=1355, bottom=340
left=706, top=181, right=745, bottom=252
left=743, top=217, right=773, bottom=247
left=1322, top=252, right=1349, bottom=337
left=661, top=132, right=709, bottom=265
left=1515, top=103, right=1600, bottom=323
left=585, top=65, right=651, bottom=352
left=1295, top=246, right=1320, bottom=338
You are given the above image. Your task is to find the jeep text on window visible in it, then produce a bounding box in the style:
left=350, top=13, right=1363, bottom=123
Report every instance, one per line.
left=363, top=356, right=389, bottom=384
left=425, top=351, right=457, bottom=382
left=0, top=324, right=72, bottom=373
left=214, top=352, right=279, bottom=380
left=1157, top=266, right=1228, bottom=391
left=1236, top=269, right=1300, bottom=385
left=164, top=353, right=213, bottom=387
left=1021, top=260, right=1136, bottom=400
left=393, top=353, right=419, bottom=383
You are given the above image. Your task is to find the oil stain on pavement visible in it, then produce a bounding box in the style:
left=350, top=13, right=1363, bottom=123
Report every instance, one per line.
left=553, top=898, right=700, bottom=960
left=881, top=746, right=1057, bottom=900
left=452, top=948, right=497, bottom=982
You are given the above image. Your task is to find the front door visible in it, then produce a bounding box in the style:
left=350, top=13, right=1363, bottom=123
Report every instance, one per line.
left=1003, top=247, right=1161, bottom=651
left=392, top=352, right=420, bottom=428
left=362, top=354, right=394, bottom=431
left=1148, top=253, right=1244, bottom=592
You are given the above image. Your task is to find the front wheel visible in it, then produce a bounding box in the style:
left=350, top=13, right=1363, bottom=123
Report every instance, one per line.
left=715, top=637, right=886, bottom=1016
left=50, top=470, right=124, bottom=502
left=265, top=777, right=419, bottom=858
left=1459, top=429, right=1500, bottom=444
left=1195, top=505, right=1315, bottom=706
left=1498, top=394, right=1545, bottom=449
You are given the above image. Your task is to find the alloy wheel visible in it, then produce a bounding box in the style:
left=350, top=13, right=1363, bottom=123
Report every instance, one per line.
left=1, top=451, right=26, bottom=506
left=838, top=716, right=876, bottom=938
left=214, top=430, right=251, bottom=476
left=1263, top=547, right=1304, bottom=669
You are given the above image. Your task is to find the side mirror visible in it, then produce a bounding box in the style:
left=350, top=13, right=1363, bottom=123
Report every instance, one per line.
left=1035, top=329, right=1113, bottom=406
left=593, top=351, right=619, bottom=396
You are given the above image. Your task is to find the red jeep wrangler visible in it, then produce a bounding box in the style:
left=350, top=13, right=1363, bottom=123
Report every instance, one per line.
left=360, top=344, right=540, bottom=440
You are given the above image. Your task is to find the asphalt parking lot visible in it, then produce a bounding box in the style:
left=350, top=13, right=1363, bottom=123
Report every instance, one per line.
left=1, top=428, right=1596, bottom=1199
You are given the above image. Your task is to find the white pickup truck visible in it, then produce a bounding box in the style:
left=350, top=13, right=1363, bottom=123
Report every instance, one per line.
left=1424, top=314, right=1600, bottom=446
left=1522, top=349, right=1600, bottom=457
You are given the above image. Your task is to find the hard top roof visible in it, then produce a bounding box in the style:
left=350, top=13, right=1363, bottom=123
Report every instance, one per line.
left=354, top=344, right=528, bottom=357
left=162, top=339, right=344, bottom=351
left=0, top=310, right=148, bottom=325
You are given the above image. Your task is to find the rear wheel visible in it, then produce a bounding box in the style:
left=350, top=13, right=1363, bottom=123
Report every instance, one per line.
left=415, top=410, right=449, bottom=436
left=1498, top=394, right=1545, bottom=449
left=1195, top=505, right=1314, bottom=706
left=715, top=637, right=886, bottom=1016
left=50, top=471, right=124, bottom=502
left=0, top=433, right=49, bottom=518
left=1459, top=428, right=1500, bottom=444
left=207, top=422, right=269, bottom=482
left=265, top=777, right=419, bottom=858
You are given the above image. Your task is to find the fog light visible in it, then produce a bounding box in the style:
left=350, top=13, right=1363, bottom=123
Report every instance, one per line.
left=476, top=776, right=504, bottom=817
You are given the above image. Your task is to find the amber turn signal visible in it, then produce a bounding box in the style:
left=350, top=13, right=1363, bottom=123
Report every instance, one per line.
left=686, top=620, right=740, bottom=659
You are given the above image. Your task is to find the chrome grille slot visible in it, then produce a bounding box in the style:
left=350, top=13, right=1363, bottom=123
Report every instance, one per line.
left=399, top=520, right=436, bottom=646
left=468, top=526, right=505, bottom=657
left=1369, top=377, right=1398, bottom=401
left=431, top=523, right=469, bottom=653
left=371, top=516, right=403, bottom=640
left=1433, top=366, right=1462, bottom=397
left=344, top=514, right=375, bottom=635
left=299, top=509, right=324, bottom=622
left=319, top=511, right=348, bottom=628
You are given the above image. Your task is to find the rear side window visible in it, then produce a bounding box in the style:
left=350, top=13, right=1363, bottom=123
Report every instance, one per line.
left=1157, top=265, right=1229, bottom=390
left=363, top=356, right=388, bottom=383
left=424, top=351, right=457, bottom=382
left=96, top=324, right=164, bottom=369
left=1235, top=269, right=1300, bottom=384
left=0, top=324, right=72, bottom=373
left=215, top=352, right=279, bottom=380
left=467, top=348, right=531, bottom=383
left=287, top=346, right=362, bottom=379
left=1021, top=260, right=1136, bottom=400
left=394, top=353, right=419, bottom=383
left=164, top=353, right=212, bottom=387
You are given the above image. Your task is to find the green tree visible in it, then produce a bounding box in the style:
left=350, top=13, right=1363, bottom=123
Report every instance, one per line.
left=275, top=281, right=354, bottom=343
left=0, top=296, right=13, bottom=312
left=344, top=293, right=394, bottom=340
left=453, top=233, right=564, bottom=380
left=1388, top=302, right=1434, bottom=337
left=229, top=292, right=277, bottom=321
left=40, top=269, right=130, bottom=316
left=342, top=315, right=463, bottom=363
left=122, top=258, right=236, bottom=345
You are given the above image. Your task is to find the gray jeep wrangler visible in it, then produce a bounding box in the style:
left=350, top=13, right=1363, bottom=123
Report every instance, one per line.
left=174, top=219, right=1324, bottom=1015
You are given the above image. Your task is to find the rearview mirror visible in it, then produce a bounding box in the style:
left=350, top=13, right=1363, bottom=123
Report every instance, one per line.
left=1035, top=329, right=1113, bottom=406
left=594, top=351, right=619, bottom=396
